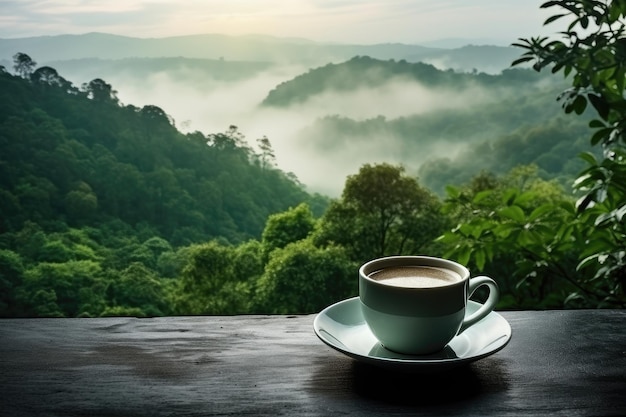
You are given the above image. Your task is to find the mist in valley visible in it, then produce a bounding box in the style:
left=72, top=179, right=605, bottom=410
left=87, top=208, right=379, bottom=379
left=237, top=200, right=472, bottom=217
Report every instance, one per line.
left=59, top=62, right=517, bottom=197
left=1, top=31, right=552, bottom=197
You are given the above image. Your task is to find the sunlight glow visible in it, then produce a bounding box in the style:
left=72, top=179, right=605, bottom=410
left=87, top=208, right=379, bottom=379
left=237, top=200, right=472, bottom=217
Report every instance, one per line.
left=2, top=0, right=551, bottom=44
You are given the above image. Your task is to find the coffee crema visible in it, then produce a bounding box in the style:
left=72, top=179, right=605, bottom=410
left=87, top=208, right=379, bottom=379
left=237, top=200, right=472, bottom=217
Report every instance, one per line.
left=368, top=266, right=462, bottom=288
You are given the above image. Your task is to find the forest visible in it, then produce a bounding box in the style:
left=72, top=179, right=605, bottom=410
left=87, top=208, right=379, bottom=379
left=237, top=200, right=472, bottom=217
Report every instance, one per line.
left=1, top=1, right=625, bottom=318
left=258, top=55, right=598, bottom=195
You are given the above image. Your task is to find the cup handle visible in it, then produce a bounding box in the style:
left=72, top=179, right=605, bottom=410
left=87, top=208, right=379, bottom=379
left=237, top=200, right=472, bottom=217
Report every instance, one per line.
left=458, top=276, right=499, bottom=334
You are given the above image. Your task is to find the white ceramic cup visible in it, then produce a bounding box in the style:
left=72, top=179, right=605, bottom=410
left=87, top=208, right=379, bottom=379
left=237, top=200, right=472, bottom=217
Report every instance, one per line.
left=359, top=255, right=499, bottom=355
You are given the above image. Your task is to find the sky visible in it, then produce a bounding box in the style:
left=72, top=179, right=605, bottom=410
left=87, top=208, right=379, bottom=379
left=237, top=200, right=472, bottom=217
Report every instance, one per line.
left=1, top=0, right=555, bottom=45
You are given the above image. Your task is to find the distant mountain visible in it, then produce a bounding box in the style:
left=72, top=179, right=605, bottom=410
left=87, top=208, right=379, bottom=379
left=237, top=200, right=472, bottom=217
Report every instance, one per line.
left=419, top=38, right=512, bottom=48
left=253, top=56, right=591, bottom=195
left=261, top=55, right=547, bottom=107
left=0, top=32, right=524, bottom=74
left=40, top=57, right=275, bottom=87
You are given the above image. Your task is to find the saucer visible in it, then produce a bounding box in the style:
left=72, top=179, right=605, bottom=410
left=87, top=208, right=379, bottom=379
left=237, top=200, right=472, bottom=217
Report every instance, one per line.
left=313, top=297, right=511, bottom=372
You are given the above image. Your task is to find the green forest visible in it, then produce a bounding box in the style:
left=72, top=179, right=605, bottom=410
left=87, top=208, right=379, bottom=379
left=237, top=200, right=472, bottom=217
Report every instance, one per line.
left=1, top=1, right=625, bottom=317
left=262, top=55, right=597, bottom=195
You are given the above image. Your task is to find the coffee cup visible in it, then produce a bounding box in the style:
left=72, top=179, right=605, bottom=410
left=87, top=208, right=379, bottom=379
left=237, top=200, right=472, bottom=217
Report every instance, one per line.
left=359, top=255, right=499, bottom=355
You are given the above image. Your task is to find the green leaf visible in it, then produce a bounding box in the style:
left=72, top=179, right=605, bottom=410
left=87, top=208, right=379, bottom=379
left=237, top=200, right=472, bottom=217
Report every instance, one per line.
left=494, top=223, right=518, bottom=238
left=528, top=204, right=555, bottom=222
left=588, top=119, right=605, bottom=128
left=436, top=231, right=459, bottom=244
left=580, top=15, right=589, bottom=28
left=459, top=223, right=477, bottom=237
left=472, top=190, right=493, bottom=204
left=554, top=223, right=574, bottom=242
left=609, top=4, right=624, bottom=21
left=457, top=247, right=471, bottom=267
left=558, top=200, right=577, bottom=214
left=498, top=206, right=526, bottom=223
left=544, top=13, right=567, bottom=24
left=579, top=237, right=614, bottom=259
left=474, top=249, right=486, bottom=271
left=511, top=56, right=535, bottom=66
left=577, top=254, right=600, bottom=271
left=540, top=1, right=562, bottom=9
left=445, top=185, right=460, bottom=198
left=566, top=94, right=587, bottom=115
left=588, top=94, right=610, bottom=119
left=578, top=152, right=598, bottom=166
left=590, top=128, right=612, bottom=146
left=513, top=192, right=536, bottom=207
left=502, top=189, right=518, bottom=205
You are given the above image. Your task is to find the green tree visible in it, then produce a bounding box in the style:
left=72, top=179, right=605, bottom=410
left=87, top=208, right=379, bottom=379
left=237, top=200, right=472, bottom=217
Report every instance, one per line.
left=13, top=53, right=36, bottom=78
left=316, top=163, right=446, bottom=262
left=82, top=78, right=118, bottom=103
left=438, top=167, right=584, bottom=308
left=31, top=66, right=66, bottom=87
left=104, top=262, right=170, bottom=317
left=254, top=240, right=355, bottom=314
left=261, top=203, right=316, bottom=256
left=512, top=0, right=626, bottom=306
left=0, top=249, right=24, bottom=316
left=19, top=260, right=105, bottom=317
left=256, top=135, right=276, bottom=170
left=64, top=182, right=98, bottom=223
left=176, top=241, right=251, bottom=314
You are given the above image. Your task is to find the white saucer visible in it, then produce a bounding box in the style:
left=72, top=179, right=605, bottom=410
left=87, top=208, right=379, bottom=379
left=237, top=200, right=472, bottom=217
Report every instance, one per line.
left=313, top=297, right=511, bottom=372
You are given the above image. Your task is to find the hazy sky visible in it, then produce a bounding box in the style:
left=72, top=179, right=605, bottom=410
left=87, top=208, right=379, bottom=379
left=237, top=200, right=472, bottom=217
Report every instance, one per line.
left=2, top=0, right=554, bottom=45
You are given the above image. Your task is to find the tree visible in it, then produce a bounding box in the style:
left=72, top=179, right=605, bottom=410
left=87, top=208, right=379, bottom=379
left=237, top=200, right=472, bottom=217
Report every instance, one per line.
left=104, top=262, right=169, bottom=317
left=254, top=240, right=355, bottom=314
left=261, top=203, right=316, bottom=256
left=19, top=260, right=105, bottom=317
left=30, top=66, right=69, bottom=88
left=256, top=135, right=276, bottom=170
left=64, top=182, right=98, bottom=223
left=13, top=53, right=36, bottom=78
left=175, top=241, right=251, bottom=314
left=82, top=78, right=118, bottom=103
left=316, top=163, right=445, bottom=262
left=512, top=0, right=626, bottom=306
left=0, top=249, right=24, bottom=316
left=207, top=125, right=248, bottom=152
left=438, top=167, right=585, bottom=308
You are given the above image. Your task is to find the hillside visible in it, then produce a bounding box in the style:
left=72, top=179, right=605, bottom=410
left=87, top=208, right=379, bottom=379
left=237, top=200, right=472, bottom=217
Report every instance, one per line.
left=261, top=55, right=548, bottom=107
left=0, top=67, right=326, bottom=245
left=257, top=56, right=594, bottom=194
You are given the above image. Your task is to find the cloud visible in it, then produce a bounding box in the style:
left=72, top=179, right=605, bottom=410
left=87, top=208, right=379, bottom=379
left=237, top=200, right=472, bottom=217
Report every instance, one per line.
left=84, top=60, right=502, bottom=196
left=0, top=0, right=553, bottom=45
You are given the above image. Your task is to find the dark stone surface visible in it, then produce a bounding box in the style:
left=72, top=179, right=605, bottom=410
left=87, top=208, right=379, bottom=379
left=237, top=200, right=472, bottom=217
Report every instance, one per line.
left=1, top=310, right=625, bottom=416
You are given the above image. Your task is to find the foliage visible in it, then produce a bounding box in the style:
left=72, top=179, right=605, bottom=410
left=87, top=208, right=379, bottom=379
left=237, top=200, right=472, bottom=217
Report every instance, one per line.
left=262, top=56, right=553, bottom=107
left=314, top=163, right=447, bottom=263
left=438, top=166, right=590, bottom=308
left=512, top=0, right=626, bottom=306
left=175, top=241, right=260, bottom=315
left=261, top=203, right=316, bottom=256
left=0, top=66, right=324, bottom=246
left=0, top=58, right=328, bottom=317
left=104, top=262, right=171, bottom=317
left=254, top=240, right=356, bottom=314
left=0, top=249, right=24, bottom=315
left=278, top=56, right=590, bottom=195
left=4, top=25, right=626, bottom=316
left=13, top=53, right=36, bottom=78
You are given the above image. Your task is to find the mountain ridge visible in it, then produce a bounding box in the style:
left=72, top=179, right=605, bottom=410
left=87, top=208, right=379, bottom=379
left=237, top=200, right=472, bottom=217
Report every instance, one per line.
left=0, top=32, right=522, bottom=73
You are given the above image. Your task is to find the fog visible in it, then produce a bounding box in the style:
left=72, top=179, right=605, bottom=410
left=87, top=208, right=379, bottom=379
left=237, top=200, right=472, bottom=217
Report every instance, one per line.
left=68, top=65, right=501, bottom=197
